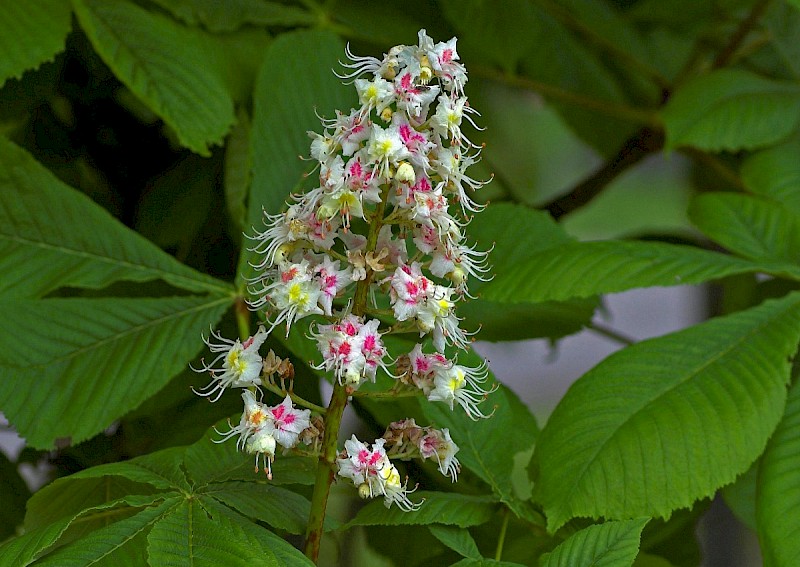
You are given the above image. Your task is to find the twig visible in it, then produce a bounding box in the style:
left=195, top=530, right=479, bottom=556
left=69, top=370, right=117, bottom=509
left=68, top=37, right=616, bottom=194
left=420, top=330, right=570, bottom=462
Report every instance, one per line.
left=586, top=322, right=637, bottom=346
left=541, top=126, right=665, bottom=220
left=712, top=0, right=772, bottom=69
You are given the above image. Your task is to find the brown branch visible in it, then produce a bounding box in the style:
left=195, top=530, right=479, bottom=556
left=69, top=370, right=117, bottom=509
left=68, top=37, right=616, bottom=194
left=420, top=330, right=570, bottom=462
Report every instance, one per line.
left=712, top=0, right=772, bottom=69
left=541, top=126, right=664, bottom=220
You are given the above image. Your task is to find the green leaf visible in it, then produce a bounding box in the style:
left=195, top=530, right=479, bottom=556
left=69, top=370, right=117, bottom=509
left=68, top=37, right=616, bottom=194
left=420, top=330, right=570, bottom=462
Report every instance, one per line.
left=72, top=0, right=236, bottom=155
left=462, top=203, right=596, bottom=340
left=761, top=1, right=800, bottom=80
left=0, top=0, right=71, bottom=87
left=146, top=497, right=312, bottom=566
left=662, top=69, right=800, bottom=151
left=0, top=295, right=232, bottom=448
left=203, top=481, right=312, bottom=535
left=439, top=0, right=635, bottom=153
left=450, top=559, right=527, bottom=567
left=429, top=524, right=481, bottom=560
left=249, top=29, right=354, bottom=215
left=0, top=137, right=232, bottom=297
left=224, top=107, right=252, bottom=232
left=721, top=461, right=758, bottom=531
left=479, top=240, right=800, bottom=305
left=0, top=449, right=30, bottom=541
left=458, top=298, right=597, bottom=342
left=148, top=0, right=315, bottom=32
left=30, top=498, right=179, bottom=567
left=539, top=518, right=649, bottom=567
left=422, top=369, right=540, bottom=523
left=0, top=494, right=170, bottom=567
left=689, top=192, right=800, bottom=264
left=240, top=29, right=355, bottom=285
left=0, top=516, right=76, bottom=567
left=757, top=377, right=800, bottom=566
left=68, top=447, right=191, bottom=491
left=346, top=492, right=497, bottom=529
left=533, top=293, right=800, bottom=532
left=741, top=139, right=800, bottom=215
left=468, top=203, right=572, bottom=285
left=25, top=477, right=164, bottom=531
left=632, top=554, right=676, bottom=567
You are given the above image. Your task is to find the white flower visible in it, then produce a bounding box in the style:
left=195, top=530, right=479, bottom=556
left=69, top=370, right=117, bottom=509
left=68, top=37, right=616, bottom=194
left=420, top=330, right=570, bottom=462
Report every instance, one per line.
left=217, top=391, right=311, bottom=480
left=355, top=76, right=395, bottom=116
left=192, top=327, right=268, bottom=401
left=367, top=124, right=410, bottom=179
left=419, top=428, right=460, bottom=481
left=312, top=315, right=388, bottom=387
left=248, top=260, right=324, bottom=336
left=337, top=435, right=420, bottom=510
left=428, top=360, right=496, bottom=420
left=313, top=256, right=353, bottom=316
left=267, top=395, right=311, bottom=448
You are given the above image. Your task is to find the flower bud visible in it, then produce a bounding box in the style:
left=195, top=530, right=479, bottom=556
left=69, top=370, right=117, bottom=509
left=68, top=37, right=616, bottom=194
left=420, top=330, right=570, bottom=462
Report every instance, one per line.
left=395, top=162, right=415, bottom=185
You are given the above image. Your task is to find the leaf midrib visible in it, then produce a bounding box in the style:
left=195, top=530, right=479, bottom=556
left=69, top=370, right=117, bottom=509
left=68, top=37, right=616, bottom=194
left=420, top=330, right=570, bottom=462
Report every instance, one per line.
left=1, top=233, right=230, bottom=294
left=3, top=295, right=232, bottom=370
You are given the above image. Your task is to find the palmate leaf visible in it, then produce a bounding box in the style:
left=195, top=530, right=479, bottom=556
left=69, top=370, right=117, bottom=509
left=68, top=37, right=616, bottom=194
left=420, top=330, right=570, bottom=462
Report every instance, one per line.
left=0, top=295, right=231, bottom=449
left=29, top=498, right=180, bottom=567
left=346, top=492, right=497, bottom=529
left=147, top=497, right=312, bottom=566
left=25, top=476, right=165, bottom=532
left=756, top=377, right=800, bottom=566
left=0, top=494, right=175, bottom=567
left=689, top=192, right=800, bottom=264
left=224, top=107, right=253, bottom=232
left=239, top=29, right=354, bottom=287
left=9, top=424, right=317, bottom=565
left=741, top=139, right=800, bottom=215
left=540, top=518, right=649, bottom=567
left=532, top=292, right=800, bottom=532
left=0, top=0, right=72, bottom=87
left=479, top=239, right=800, bottom=305
left=661, top=69, right=800, bottom=152
left=0, top=137, right=230, bottom=298
left=71, top=0, right=236, bottom=155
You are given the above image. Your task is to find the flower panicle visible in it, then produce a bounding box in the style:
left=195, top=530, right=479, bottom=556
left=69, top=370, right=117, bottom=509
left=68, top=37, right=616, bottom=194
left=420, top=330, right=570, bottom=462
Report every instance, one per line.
left=194, top=29, right=496, bottom=509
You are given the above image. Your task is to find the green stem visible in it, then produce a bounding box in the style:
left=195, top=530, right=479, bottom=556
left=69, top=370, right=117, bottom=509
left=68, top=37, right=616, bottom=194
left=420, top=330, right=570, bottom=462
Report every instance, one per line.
left=495, top=507, right=510, bottom=561
left=712, top=0, right=772, bottom=69
left=304, top=184, right=391, bottom=562
left=303, top=380, right=348, bottom=561
left=260, top=382, right=327, bottom=414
